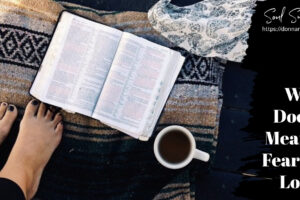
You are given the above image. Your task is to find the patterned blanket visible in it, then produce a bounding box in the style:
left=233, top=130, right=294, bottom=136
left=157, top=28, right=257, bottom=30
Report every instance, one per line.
left=0, top=0, right=225, bottom=199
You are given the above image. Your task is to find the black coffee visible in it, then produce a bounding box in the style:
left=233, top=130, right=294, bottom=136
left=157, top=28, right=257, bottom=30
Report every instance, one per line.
left=158, top=130, right=191, bottom=164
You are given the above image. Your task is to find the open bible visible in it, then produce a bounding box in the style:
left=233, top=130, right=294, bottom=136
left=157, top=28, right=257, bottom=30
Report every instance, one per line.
left=30, top=11, right=185, bottom=141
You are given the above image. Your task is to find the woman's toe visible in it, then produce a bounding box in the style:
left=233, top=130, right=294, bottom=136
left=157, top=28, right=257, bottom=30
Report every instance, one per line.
left=45, top=109, right=54, bottom=121
left=24, top=100, right=40, bottom=117
left=52, top=113, right=62, bottom=127
left=1, top=105, right=18, bottom=124
left=0, top=104, right=18, bottom=143
left=55, top=122, right=63, bottom=137
left=0, top=102, right=8, bottom=119
left=37, top=103, right=47, bottom=118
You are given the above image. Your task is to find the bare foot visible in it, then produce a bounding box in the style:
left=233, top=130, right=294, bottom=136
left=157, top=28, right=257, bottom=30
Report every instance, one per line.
left=0, top=100, right=63, bottom=199
left=0, top=102, right=18, bottom=145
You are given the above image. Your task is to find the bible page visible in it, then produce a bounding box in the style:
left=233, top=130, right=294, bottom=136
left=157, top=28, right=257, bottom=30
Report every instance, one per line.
left=92, top=32, right=183, bottom=139
left=143, top=53, right=185, bottom=139
left=30, top=11, right=122, bottom=116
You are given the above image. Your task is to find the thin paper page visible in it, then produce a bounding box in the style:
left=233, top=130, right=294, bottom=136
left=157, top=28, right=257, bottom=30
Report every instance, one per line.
left=92, top=32, right=174, bottom=138
left=143, top=54, right=185, bottom=138
left=30, top=12, right=73, bottom=105
left=30, top=12, right=122, bottom=116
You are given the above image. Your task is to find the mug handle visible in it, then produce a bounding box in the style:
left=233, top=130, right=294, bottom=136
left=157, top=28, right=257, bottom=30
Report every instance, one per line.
left=193, top=149, right=210, bottom=162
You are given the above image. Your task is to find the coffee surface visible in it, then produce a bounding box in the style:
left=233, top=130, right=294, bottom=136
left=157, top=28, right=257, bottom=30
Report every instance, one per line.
left=158, top=130, right=191, bottom=164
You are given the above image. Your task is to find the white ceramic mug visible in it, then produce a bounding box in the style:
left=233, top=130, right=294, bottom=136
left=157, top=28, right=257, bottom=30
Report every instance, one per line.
left=154, top=125, right=210, bottom=169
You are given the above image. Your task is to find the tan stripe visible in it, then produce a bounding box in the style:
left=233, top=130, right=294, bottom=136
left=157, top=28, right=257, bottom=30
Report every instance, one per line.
left=159, top=111, right=217, bottom=127
left=59, top=2, right=113, bottom=15
left=0, top=0, right=63, bottom=21
left=64, top=133, right=133, bottom=142
left=165, top=108, right=217, bottom=116
left=55, top=3, right=120, bottom=26
left=167, top=101, right=217, bottom=107
left=194, top=137, right=214, bottom=143
left=0, top=82, right=32, bottom=92
left=60, top=3, right=149, bottom=24
left=0, top=75, right=31, bottom=85
left=0, top=2, right=57, bottom=24
left=165, top=104, right=218, bottom=113
left=0, top=64, right=37, bottom=81
left=0, top=80, right=31, bottom=91
left=156, top=127, right=215, bottom=135
left=0, top=83, right=30, bottom=94
left=0, top=90, right=32, bottom=107
left=168, top=97, right=218, bottom=103
left=60, top=10, right=114, bottom=25
left=65, top=124, right=120, bottom=136
left=101, top=11, right=148, bottom=25
left=172, top=195, right=189, bottom=200
left=154, top=188, right=190, bottom=200
left=162, top=183, right=190, bottom=189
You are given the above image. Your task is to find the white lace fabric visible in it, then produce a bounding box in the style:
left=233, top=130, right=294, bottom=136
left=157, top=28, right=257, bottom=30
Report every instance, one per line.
left=148, top=0, right=264, bottom=62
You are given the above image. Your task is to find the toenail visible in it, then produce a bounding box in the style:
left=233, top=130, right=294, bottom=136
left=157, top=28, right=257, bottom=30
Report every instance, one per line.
left=32, top=100, right=39, bottom=105
left=8, top=105, right=14, bottom=112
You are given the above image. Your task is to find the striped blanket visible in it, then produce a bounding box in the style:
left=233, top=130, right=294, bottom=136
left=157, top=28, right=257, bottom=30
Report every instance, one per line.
left=0, top=0, right=225, bottom=199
